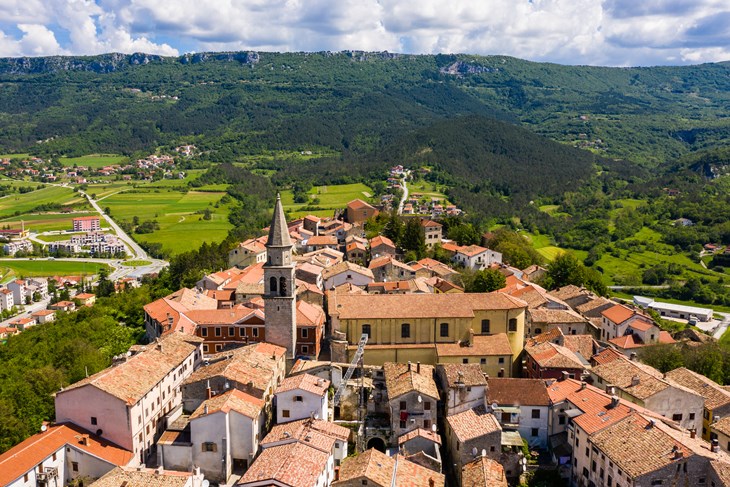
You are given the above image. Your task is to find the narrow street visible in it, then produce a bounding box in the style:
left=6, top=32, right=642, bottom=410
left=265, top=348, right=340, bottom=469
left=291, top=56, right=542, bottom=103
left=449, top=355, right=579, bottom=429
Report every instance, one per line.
left=396, top=171, right=410, bottom=215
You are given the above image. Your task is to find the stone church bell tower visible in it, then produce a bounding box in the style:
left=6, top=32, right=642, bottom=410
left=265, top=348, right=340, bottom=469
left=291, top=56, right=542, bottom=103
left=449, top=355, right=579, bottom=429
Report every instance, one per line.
left=264, top=194, right=297, bottom=360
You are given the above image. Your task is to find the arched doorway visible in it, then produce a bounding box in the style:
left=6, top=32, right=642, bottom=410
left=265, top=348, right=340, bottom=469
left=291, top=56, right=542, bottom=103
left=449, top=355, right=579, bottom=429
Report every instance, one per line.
left=366, top=437, right=387, bottom=452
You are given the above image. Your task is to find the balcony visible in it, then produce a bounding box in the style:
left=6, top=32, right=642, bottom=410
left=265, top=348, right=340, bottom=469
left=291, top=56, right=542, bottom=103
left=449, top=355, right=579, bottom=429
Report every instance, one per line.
left=36, top=467, right=58, bottom=485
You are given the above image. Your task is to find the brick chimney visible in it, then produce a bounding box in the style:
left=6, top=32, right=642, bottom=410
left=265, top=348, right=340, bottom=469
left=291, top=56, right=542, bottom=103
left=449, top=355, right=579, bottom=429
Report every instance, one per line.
left=631, top=375, right=640, bottom=387
left=416, top=361, right=421, bottom=374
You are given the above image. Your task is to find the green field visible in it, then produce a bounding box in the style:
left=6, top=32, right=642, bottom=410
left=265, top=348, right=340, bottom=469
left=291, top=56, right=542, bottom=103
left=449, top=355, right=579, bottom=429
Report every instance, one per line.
left=102, top=190, right=233, bottom=254
left=58, top=154, right=128, bottom=168
left=0, top=260, right=109, bottom=283
left=522, top=232, right=569, bottom=261
left=0, top=186, right=88, bottom=219
left=408, top=180, right=450, bottom=206
left=0, top=153, right=31, bottom=160
left=122, top=260, right=152, bottom=267
left=0, top=212, right=98, bottom=233
left=281, top=183, right=373, bottom=218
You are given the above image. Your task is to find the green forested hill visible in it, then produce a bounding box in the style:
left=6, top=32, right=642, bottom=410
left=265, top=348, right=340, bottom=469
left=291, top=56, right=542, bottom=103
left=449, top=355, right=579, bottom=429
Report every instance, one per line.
left=1, top=51, right=729, bottom=167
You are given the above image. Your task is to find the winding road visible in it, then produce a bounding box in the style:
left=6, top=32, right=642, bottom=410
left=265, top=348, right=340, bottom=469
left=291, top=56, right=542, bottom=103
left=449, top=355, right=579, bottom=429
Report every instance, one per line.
left=396, top=171, right=410, bottom=215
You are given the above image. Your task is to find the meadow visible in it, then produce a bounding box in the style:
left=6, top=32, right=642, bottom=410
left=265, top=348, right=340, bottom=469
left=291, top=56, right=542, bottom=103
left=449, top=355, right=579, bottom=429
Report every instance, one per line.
left=0, top=186, right=88, bottom=219
left=281, top=183, right=373, bottom=218
left=0, top=212, right=99, bottom=233
left=102, top=189, right=233, bottom=254
left=0, top=260, right=109, bottom=283
left=57, top=154, right=128, bottom=168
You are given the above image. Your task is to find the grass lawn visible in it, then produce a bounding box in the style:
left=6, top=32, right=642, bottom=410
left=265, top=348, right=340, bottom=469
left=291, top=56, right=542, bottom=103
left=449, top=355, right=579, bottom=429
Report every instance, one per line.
left=122, top=260, right=152, bottom=267
left=0, top=186, right=88, bottom=219
left=538, top=204, right=571, bottom=217
left=0, top=260, right=109, bottom=283
left=102, top=190, right=232, bottom=254
left=281, top=183, right=373, bottom=218
left=0, top=212, right=98, bottom=233
left=407, top=180, right=450, bottom=204
left=58, top=154, right=128, bottom=168
left=0, top=153, right=31, bottom=160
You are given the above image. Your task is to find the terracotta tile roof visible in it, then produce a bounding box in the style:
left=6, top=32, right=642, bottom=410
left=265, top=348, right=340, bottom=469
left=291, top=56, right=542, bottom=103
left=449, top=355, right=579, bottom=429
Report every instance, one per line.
left=591, top=347, right=624, bottom=366
left=420, top=219, right=442, bottom=228
left=190, top=388, right=264, bottom=420
left=307, top=235, right=338, bottom=246
left=322, top=261, right=374, bottom=281
left=0, top=423, right=133, bottom=486
left=384, top=362, right=439, bottom=400
left=562, top=334, right=596, bottom=359
left=436, top=333, right=513, bottom=357
left=461, top=456, right=508, bottom=487
left=394, top=453, right=446, bottom=487
left=487, top=378, right=550, bottom=406
left=296, top=281, right=324, bottom=296
left=334, top=448, right=394, bottom=486
left=548, top=285, right=591, bottom=302
left=437, top=363, right=487, bottom=388
left=608, top=334, right=644, bottom=349
left=91, top=466, right=195, bottom=487
left=398, top=427, right=442, bottom=446
left=447, top=405, right=501, bottom=443
left=203, top=289, right=235, bottom=301
left=601, top=304, right=635, bottom=325
left=658, top=330, right=676, bottom=344
left=713, top=415, right=730, bottom=437
left=346, top=241, right=366, bottom=253
left=31, top=309, right=55, bottom=317
left=275, top=373, right=329, bottom=396
left=529, top=308, right=588, bottom=324
left=330, top=292, right=526, bottom=320
left=525, top=328, right=563, bottom=346
left=185, top=308, right=258, bottom=325
left=665, top=367, right=730, bottom=410
left=334, top=449, right=445, bottom=487
left=237, top=237, right=267, bottom=253
left=591, top=358, right=672, bottom=400
left=590, top=413, right=689, bottom=479
left=60, top=334, right=201, bottom=405
left=370, top=235, right=395, bottom=249
left=457, top=244, right=489, bottom=257
left=184, top=342, right=284, bottom=397
left=525, top=341, right=586, bottom=369
left=347, top=199, right=375, bottom=210
left=263, top=418, right=350, bottom=453
left=165, top=288, right=217, bottom=309
left=575, top=297, right=614, bottom=316
left=710, top=460, right=730, bottom=485
left=75, top=292, right=96, bottom=300
left=239, top=441, right=329, bottom=486
left=296, top=300, right=325, bottom=328
left=441, top=242, right=462, bottom=253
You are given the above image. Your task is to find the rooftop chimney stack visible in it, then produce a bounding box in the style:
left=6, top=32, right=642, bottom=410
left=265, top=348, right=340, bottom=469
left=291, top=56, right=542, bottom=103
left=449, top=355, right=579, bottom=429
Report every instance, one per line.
left=712, top=438, right=720, bottom=453
left=631, top=375, right=640, bottom=387
left=560, top=371, right=569, bottom=382
left=416, top=361, right=421, bottom=373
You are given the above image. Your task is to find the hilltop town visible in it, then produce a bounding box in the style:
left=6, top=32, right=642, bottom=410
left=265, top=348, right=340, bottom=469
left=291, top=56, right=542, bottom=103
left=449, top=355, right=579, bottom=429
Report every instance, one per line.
left=3, top=194, right=730, bottom=487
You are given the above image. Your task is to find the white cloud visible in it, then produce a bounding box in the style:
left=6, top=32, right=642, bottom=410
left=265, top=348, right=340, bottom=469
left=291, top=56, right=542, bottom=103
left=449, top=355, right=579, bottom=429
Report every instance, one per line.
left=0, top=0, right=728, bottom=65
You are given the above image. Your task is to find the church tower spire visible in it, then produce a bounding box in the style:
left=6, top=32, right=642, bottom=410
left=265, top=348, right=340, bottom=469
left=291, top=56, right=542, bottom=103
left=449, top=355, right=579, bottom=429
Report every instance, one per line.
left=264, top=194, right=297, bottom=361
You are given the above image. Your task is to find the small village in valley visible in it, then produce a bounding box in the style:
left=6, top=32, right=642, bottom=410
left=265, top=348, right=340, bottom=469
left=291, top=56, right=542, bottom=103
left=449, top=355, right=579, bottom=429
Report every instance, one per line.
left=2, top=183, right=730, bottom=487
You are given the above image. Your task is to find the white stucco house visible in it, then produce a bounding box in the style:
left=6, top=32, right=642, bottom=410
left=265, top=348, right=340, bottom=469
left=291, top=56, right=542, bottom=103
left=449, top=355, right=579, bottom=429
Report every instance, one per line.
left=274, top=373, right=330, bottom=424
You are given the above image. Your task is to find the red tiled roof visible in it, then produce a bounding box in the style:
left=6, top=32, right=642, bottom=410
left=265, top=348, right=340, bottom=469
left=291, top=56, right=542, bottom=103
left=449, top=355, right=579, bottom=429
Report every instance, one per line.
left=370, top=235, right=395, bottom=249
left=240, top=442, right=329, bottom=486
left=601, top=304, right=635, bottom=325
left=190, top=389, right=264, bottom=420
left=0, top=423, right=132, bottom=485
left=307, top=235, right=338, bottom=246
left=275, top=373, right=329, bottom=396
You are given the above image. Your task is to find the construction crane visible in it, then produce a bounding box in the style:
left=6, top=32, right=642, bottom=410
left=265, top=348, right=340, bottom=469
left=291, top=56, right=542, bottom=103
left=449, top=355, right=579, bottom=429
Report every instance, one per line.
left=332, top=333, right=368, bottom=406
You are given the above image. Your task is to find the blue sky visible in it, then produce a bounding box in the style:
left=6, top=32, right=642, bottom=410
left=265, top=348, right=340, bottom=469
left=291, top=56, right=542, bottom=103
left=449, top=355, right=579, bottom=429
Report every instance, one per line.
left=0, top=0, right=728, bottom=66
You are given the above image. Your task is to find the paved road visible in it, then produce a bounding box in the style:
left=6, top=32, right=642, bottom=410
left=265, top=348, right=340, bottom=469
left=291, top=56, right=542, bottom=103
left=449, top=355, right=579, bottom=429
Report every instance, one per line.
left=0, top=295, right=51, bottom=327
left=397, top=171, right=410, bottom=215
left=80, top=190, right=148, bottom=260
left=713, top=313, right=730, bottom=339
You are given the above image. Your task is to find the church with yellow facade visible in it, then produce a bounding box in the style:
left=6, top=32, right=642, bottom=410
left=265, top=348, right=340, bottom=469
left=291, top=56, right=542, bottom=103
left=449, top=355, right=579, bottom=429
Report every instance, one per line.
left=328, top=291, right=528, bottom=377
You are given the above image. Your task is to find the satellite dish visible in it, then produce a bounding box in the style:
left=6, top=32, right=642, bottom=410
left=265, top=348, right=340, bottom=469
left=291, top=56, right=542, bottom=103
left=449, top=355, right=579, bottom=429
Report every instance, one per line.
left=491, top=401, right=499, bottom=410
left=417, top=395, right=422, bottom=403
left=481, top=449, right=487, bottom=457
left=202, top=481, right=210, bottom=487
left=40, top=425, right=47, bottom=432
left=431, top=424, right=437, bottom=432
left=472, top=447, right=478, bottom=456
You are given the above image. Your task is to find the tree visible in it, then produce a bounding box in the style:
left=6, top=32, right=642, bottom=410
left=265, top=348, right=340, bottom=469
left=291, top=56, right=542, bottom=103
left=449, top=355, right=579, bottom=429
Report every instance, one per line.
left=465, top=269, right=507, bottom=293
left=545, top=252, right=584, bottom=289
left=382, top=211, right=403, bottom=244
left=96, top=267, right=115, bottom=297
left=400, top=218, right=426, bottom=259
